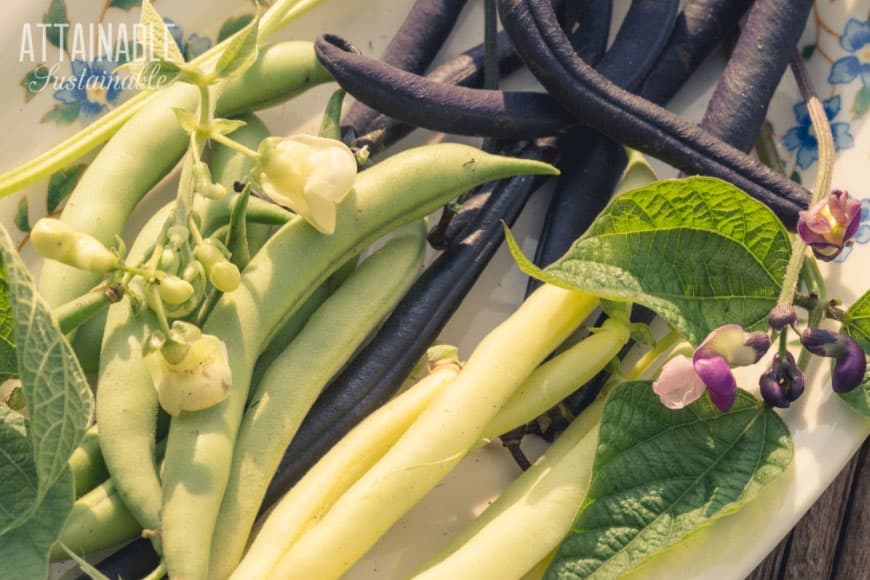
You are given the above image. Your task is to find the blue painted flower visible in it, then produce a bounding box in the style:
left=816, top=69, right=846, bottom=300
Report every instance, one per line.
left=834, top=198, right=870, bottom=262
left=53, top=59, right=124, bottom=119
left=781, top=96, right=854, bottom=170
left=163, top=18, right=213, bottom=61
left=828, top=18, right=870, bottom=88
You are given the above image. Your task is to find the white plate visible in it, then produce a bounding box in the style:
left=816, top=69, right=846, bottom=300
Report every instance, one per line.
left=2, top=1, right=867, bottom=578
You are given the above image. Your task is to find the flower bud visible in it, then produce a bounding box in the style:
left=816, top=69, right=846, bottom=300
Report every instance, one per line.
left=194, top=239, right=239, bottom=293
left=159, top=247, right=181, bottom=275
left=209, top=260, right=241, bottom=293
left=31, top=218, right=119, bottom=273
left=167, top=225, right=190, bottom=250
left=254, top=134, right=357, bottom=234
left=800, top=328, right=849, bottom=358
left=832, top=337, right=866, bottom=393
left=193, top=161, right=213, bottom=196
left=767, top=305, right=797, bottom=331
left=163, top=262, right=206, bottom=319
left=797, top=190, right=861, bottom=261
left=158, top=275, right=195, bottom=305
left=759, top=352, right=804, bottom=408
left=206, top=183, right=227, bottom=201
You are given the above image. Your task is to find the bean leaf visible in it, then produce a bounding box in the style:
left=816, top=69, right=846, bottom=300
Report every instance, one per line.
left=0, top=224, right=93, bottom=526
left=0, top=267, right=16, bottom=382
left=840, top=290, right=870, bottom=416
left=21, top=65, right=55, bottom=103
left=512, top=177, right=791, bottom=345
left=109, top=0, right=142, bottom=10
left=219, top=14, right=255, bottom=42
left=213, top=13, right=260, bottom=79
left=42, top=102, right=81, bottom=125
left=137, top=0, right=184, bottom=64
left=546, top=382, right=792, bottom=579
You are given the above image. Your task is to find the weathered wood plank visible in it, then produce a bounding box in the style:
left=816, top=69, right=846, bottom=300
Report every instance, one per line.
left=832, top=442, right=869, bottom=580
left=747, top=439, right=866, bottom=580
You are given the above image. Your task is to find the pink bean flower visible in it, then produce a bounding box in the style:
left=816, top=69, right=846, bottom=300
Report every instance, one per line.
left=653, top=325, right=771, bottom=412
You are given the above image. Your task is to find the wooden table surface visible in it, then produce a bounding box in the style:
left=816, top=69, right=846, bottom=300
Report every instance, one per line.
left=747, top=438, right=868, bottom=580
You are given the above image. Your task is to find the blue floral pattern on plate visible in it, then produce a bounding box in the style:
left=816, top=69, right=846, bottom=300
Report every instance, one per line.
left=828, top=18, right=870, bottom=89
left=53, top=59, right=124, bottom=121
left=781, top=95, right=854, bottom=170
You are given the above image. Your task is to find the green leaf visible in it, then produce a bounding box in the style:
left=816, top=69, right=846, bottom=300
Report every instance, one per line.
left=0, top=225, right=93, bottom=512
left=173, top=107, right=200, bottom=133
left=0, top=406, right=37, bottom=534
left=123, top=58, right=181, bottom=89
left=840, top=291, right=870, bottom=417
left=21, top=65, right=55, bottom=103
left=546, top=382, right=792, bottom=580
left=0, top=455, right=73, bottom=580
left=47, top=164, right=87, bottom=214
left=15, top=198, right=30, bottom=233
left=853, top=85, right=870, bottom=120
left=210, top=118, right=247, bottom=136
left=319, top=89, right=346, bottom=140
left=539, top=177, right=791, bottom=345
left=42, top=102, right=81, bottom=125
left=844, top=291, right=870, bottom=351
left=137, top=0, right=184, bottom=64
left=109, top=0, right=142, bottom=9
left=218, top=14, right=255, bottom=42
left=43, top=0, right=69, bottom=51
left=213, top=13, right=260, bottom=79
left=59, top=542, right=111, bottom=580
left=0, top=267, right=16, bottom=381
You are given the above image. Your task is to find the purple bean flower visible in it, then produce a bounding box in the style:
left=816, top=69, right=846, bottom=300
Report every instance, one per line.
left=759, top=352, right=804, bottom=408
left=797, top=190, right=861, bottom=261
left=653, top=324, right=771, bottom=412
left=800, top=328, right=867, bottom=393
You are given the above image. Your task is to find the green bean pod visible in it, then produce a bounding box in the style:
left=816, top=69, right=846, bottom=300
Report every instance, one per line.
left=267, top=285, right=598, bottom=579
left=69, top=425, right=108, bottom=498
left=96, top=116, right=272, bottom=547
left=160, top=143, right=558, bottom=580
left=232, top=355, right=461, bottom=580
left=50, top=478, right=141, bottom=562
left=38, top=41, right=331, bottom=309
left=209, top=221, right=427, bottom=579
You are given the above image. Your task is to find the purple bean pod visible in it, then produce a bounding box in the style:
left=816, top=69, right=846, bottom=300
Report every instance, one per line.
left=342, top=0, right=470, bottom=138
left=496, top=0, right=811, bottom=229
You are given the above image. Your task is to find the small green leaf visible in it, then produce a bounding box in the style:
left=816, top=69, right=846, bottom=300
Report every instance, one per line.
left=42, top=102, right=81, bottom=125
left=173, top=107, right=200, bottom=133
left=0, top=456, right=73, bottom=580
left=218, top=14, right=255, bottom=42
left=123, top=58, right=181, bottom=89
left=109, top=0, right=142, bottom=9
left=800, top=44, right=816, bottom=60
left=59, top=542, right=112, bottom=580
left=47, top=164, right=87, bottom=214
left=137, top=0, right=184, bottom=64
left=15, top=198, right=30, bottom=233
left=213, top=13, right=260, bottom=79
left=319, top=89, right=346, bottom=141
left=546, top=382, right=792, bottom=580
left=852, top=85, right=870, bottom=119
left=629, top=322, right=655, bottom=347
left=43, top=0, right=69, bottom=51
left=21, top=65, right=55, bottom=102
left=538, top=177, right=791, bottom=345
left=210, top=118, right=247, bottom=136
left=0, top=224, right=93, bottom=513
